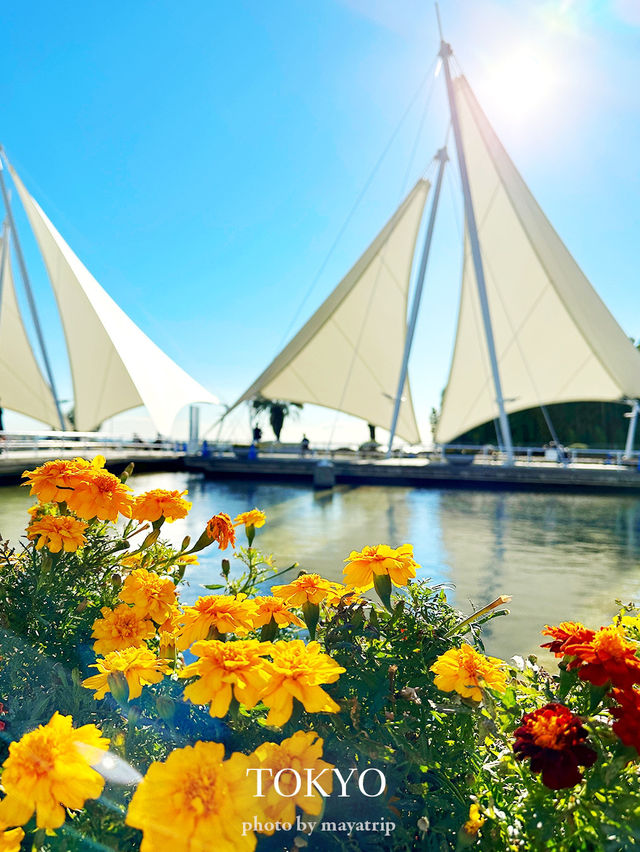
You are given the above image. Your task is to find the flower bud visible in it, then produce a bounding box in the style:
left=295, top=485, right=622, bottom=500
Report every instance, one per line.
left=107, top=671, right=130, bottom=704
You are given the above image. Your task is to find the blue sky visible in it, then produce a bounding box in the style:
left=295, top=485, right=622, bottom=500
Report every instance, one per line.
left=2, top=0, right=640, bottom=444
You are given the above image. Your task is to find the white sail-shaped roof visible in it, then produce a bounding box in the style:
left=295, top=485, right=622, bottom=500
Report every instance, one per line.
left=436, top=76, right=640, bottom=444
left=6, top=159, right=218, bottom=434
left=231, top=180, right=430, bottom=444
left=0, top=233, right=60, bottom=426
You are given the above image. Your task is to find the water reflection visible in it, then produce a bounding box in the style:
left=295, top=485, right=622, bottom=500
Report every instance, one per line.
left=2, top=472, right=640, bottom=660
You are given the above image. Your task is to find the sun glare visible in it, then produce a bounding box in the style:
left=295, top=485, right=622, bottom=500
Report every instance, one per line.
left=479, top=46, right=558, bottom=128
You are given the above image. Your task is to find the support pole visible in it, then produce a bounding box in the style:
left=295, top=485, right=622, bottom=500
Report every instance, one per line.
left=387, top=147, right=448, bottom=456
left=0, top=157, right=66, bottom=429
left=188, top=404, right=200, bottom=454
left=540, top=404, right=561, bottom=448
left=439, top=41, right=514, bottom=465
left=624, top=399, right=639, bottom=459
left=0, top=221, right=7, bottom=310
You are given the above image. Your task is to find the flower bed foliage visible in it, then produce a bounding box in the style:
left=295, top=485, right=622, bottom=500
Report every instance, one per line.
left=1, top=457, right=640, bottom=851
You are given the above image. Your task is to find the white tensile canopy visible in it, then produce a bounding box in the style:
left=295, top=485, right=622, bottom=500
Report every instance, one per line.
left=229, top=179, right=431, bottom=445
left=435, top=75, right=640, bottom=444
left=0, top=233, right=59, bottom=426
left=5, top=158, right=219, bottom=434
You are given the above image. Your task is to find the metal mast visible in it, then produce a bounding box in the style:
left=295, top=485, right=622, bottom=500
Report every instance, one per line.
left=387, top=147, right=448, bottom=455
left=437, top=31, right=514, bottom=464
left=0, top=153, right=66, bottom=429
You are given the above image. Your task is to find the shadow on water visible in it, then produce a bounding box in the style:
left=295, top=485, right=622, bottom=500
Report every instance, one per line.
left=3, top=471, right=640, bottom=659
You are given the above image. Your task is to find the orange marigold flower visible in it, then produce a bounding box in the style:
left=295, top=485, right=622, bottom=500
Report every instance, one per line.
left=250, top=596, right=305, bottom=629
left=26, top=515, right=88, bottom=553
left=206, top=512, right=237, bottom=550
left=272, top=573, right=340, bottom=606
left=179, top=639, right=271, bottom=717
left=119, top=568, right=178, bottom=623
left=82, top=647, right=171, bottom=700
left=249, top=731, right=334, bottom=829
left=65, top=470, right=133, bottom=522
left=0, top=712, right=108, bottom=830
left=513, top=703, right=597, bottom=789
left=177, top=594, right=256, bottom=649
left=463, top=804, right=485, bottom=837
left=564, top=625, right=640, bottom=691
left=91, top=604, right=155, bottom=655
left=21, top=456, right=102, bottom=503
left=541, top=622, right=596, bottom=657
left=343, top=543, right=418, bottom=591
left=610, top=687, right=640, bottom=754
left=0, top=828, right=24, bottom=852
left=234, top=509, right=266, bottom=529
left=131, top=489, right=191, bottom=523
left=430, top=644, right=507, bottom=702
left=260, top=640, right=345, bottom=726
left=125, top=742, right=257, bottom=852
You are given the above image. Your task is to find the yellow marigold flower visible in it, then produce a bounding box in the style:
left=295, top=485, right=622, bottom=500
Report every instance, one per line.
left=91, top=603, right=155, bottom=655
left=205, top=512, right=237, bottom=550
left=21, top=456, right=102, bottom=503
left=179, top=639, right=271, bottom=717
left=120, top=552, right=144, bottom=569
left=119, top=568, right=178, bottom=623
left=82, top=646, right=171, bottom=700
left=271, top=573, right=340, bottom=606
left=0, top=828, right=24, bottom=852
left=131, top=488, right=192, bottom=523
left=343, top=543, right=418, bottom=591
left=463, top=804, right=485, bottom=836
left=177, top=553, right=199, bottom=565
left=0, top=712, right=108, bottom=831
left=177, top=594, right=256, bottom=650
left=430, top=643, right=507, bottom=703
left=26, top=515, right=88, bottom=553
left=260, top=640, right=345, bottom=726
left=250, top=596, right=305, bottom=629
left=125, top=742, right=257, bottom=852
left=65, top=469, right=133, bottom=522
left=249, top=731, right=334, bottom=829
left=234, top=508, right=266, bottom=529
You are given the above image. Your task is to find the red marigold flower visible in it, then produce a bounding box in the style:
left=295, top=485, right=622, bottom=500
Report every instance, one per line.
left=564, top=626, right=640, bottom=691
left=610, top=687, right=640, bottom=755
left=541, top=622, right=595, bottom=657
left=206, top=513, right=236, bottom=550
left=513, top=703, right=597, bottom=790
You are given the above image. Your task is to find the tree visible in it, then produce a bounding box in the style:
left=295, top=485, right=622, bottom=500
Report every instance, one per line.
left=252, top=397, right=303, bottom=441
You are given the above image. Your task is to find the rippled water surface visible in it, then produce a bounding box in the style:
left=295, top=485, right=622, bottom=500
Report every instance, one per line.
left=3, top=471, right=640, bottom=659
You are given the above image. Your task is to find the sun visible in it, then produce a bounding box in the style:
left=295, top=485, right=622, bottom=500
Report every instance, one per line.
left=478, top=45, right=558, bottom=127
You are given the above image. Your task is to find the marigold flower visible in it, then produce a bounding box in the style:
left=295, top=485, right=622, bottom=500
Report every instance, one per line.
left=179, top=639, right=271, bottom=716
left=610, top=687, right=640, bottom=754
left=119, top=568, right=178, bottom=623
left=26, top=515, right=88, bottom=553
left=65, top=470, right=133, bottom=521
left=234, top=508, right=266, bottom=529
left=430, top=644, right=507, bottom=702
left=249, top=731, right=334, bottom=829
left=272, top=573, right=340, bottom=606
left=564, top=625, right=640, bottom=690
left=131, top=488, right=192, bottom=523
left=125, top=741, right=257, bottom=852
left=250, top=596, right=305, bottom=629
left=541, top=622, right=596, bottom=656
left=513, top=703, right=597, bottom=789
left=91, top=604, right=155, bottom=654
left=260, top=640, right=345, bottom=726
left=343, top=543, right=418, bottom=591
left=205, top=512, right=236, bottom=550
left=177, top=595, right=256, bottom=649
left=21, top=456, right=102, bottom=503
left=82, top=647, right=171, bottom=700
left=0, top=712, right=109, bottom=830
left=463, top=804, right=485, bottom=837
left=0, top=828, right=24, bottom=852
left=177, top=553, right=199, bottom=565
